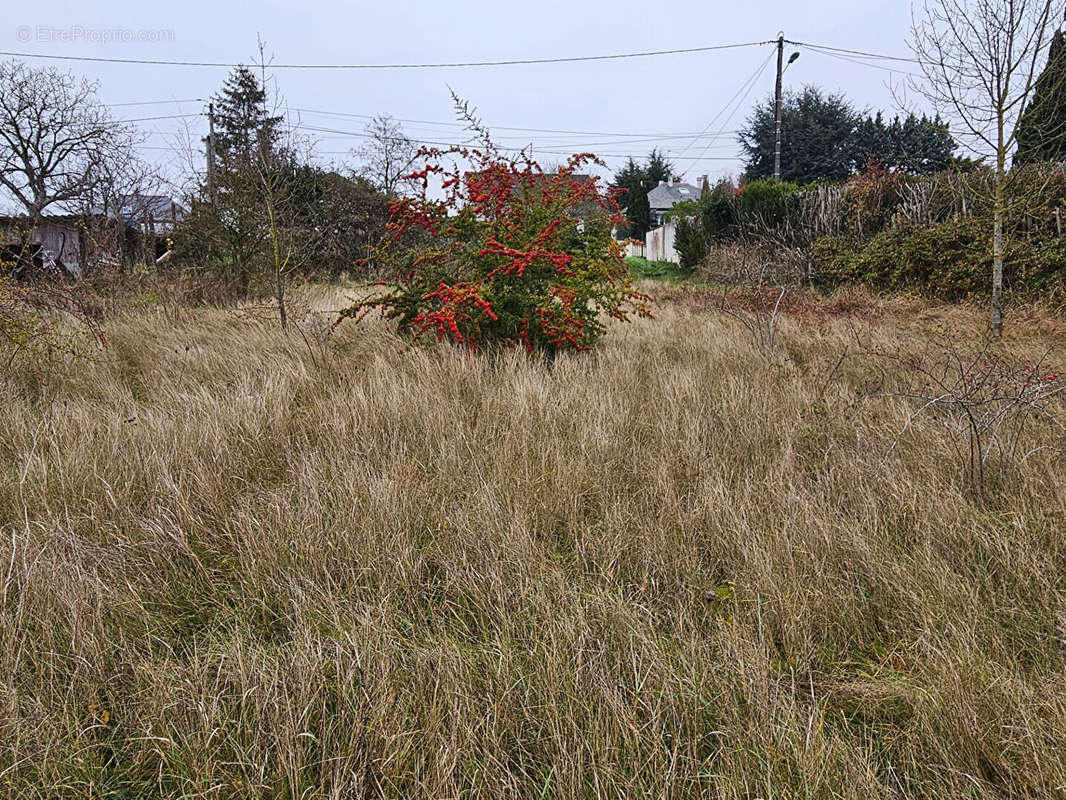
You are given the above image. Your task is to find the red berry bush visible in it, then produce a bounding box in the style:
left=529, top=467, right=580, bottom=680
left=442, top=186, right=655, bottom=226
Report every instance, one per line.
left=341, top=128, right=650, bottom=354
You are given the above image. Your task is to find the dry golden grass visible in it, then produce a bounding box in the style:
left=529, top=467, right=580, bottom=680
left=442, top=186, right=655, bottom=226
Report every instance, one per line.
left=2, top=284, right=1066, bottom=798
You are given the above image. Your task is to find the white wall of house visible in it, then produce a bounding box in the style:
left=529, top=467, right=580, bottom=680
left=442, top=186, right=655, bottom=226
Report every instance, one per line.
left=645, top=222, right=678, bottom=264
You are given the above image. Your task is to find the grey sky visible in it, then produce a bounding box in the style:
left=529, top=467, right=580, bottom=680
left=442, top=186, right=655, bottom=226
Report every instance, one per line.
left=8, top=0, right=920, bottom=192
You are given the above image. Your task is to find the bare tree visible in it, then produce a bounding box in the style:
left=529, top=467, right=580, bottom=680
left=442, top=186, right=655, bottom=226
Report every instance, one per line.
left=909, top=0, right=1065, bottom=337
left=254, top=136, right=306, bottom=332
left=0, top=60, right=141, bottom=221
left=75, top=149, right=163, bottom=272
left=355, top=114, right=418, bottom=198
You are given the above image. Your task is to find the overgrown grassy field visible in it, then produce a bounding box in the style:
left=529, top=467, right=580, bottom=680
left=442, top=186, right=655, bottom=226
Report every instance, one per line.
left=3, top=286, right=1066, bottom=798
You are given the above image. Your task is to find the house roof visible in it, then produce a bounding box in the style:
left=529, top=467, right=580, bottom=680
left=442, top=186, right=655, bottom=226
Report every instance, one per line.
left=120, top=194, right=186, bottom=223
left=647, top=181, right=700, bottom=211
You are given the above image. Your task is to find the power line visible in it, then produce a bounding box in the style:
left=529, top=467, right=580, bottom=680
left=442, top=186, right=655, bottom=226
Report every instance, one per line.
left=115, top=104, right=744, bottom=145
left=675, top=50, right=774, bottom=172
left=135, top=144, right=200, bottom=151
left=784, top=40, right=918, bottom=64
left=294, top=124, right=738, bottom=151
left=294, top=108, right=735, bottom=139
left=0, top=40, right=773, bottom=70
left=118, top=112, right=202, bottom=123
left=117, top=105, right=744, bottom=145
left=322, top=149, right=736, bottom=161
left=110, top=98, right=204, bottom=107
left=801, top=45, right=922, bottom=77
left=683, top=75, right=768, bottom=176
left=283, top=124, right=741, bottom=164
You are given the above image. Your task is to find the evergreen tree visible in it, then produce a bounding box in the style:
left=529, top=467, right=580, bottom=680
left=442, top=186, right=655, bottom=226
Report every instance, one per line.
left=211, top=66, right=283, bottom=170
left=672, top=215, right=706, bottom=271
left=739, top=86, right=859, bottom=184
left=854, top=112, right=894, bottom=168
left=610, top=156, right=651, bottom=239
left=900, top=114, right=955, bottom=173
left=626, top=184, right=651, bottom=239
left=854, top=112, right=955, bottom=173
left=195, top=67, right=288, bottom=290
left=645, top=149, right=678, bottom=186
left=1015, top=28, right=1066, bottom=164
left=610, top=150, right=682, bottom=239
left=741, top=87, right=955, bottom=181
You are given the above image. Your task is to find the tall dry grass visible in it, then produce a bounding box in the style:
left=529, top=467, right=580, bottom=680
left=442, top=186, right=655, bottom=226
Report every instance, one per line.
left=2, top=286, right=1065, bottom=798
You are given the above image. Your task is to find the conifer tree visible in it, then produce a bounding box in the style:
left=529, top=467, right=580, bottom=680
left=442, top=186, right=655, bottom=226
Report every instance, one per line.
left=212, top=65, right=283, bottom=170
left=611, top=157, right=651, bottom=239
left=645, top=149, right=678, bottom=186
left=191, top=66, right=287, bottom=291
left=611, top=150, right=681, bottom=239
left=739, top=87, right=860, bottom=184
left=1015, top=27, right=1066, bottom=164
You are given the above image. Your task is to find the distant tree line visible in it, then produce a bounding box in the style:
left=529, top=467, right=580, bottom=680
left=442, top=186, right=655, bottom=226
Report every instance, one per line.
left=610, top=87, right=968, bottom=245
left=739, top=87, right=959, bottom=184
left=0, top=56, right=425, bottom=296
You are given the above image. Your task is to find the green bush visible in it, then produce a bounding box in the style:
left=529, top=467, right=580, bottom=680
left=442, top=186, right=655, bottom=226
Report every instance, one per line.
left=809, top=235, right=861, bottom=286
left=738, top=179, right=799, bottom=228
left=811, top=217, right=1066, bottom=300
left=673, top=216, right=707, bottom=271
left=701, top=183, right=740, bottom=242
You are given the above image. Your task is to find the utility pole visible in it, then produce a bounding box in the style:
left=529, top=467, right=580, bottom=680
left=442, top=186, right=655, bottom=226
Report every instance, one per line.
left=773, top=35, right=784, bottom=182
left=204, top=103, right=217, bottom=203
left=773, top=37, right=800, bottom=182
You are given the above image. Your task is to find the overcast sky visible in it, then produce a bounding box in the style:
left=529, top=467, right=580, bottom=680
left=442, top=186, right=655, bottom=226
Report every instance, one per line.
left=7, top=0, right=922, bottom=194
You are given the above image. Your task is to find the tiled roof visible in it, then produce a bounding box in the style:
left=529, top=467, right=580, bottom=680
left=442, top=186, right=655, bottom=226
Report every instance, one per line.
left=647, top=182, right=700, bottom=210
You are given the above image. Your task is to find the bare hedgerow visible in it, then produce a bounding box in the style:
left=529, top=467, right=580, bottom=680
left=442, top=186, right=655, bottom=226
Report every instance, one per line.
left=0, top=276, right=102, bottom=370
left=858, top=331, right=1066, bottom=493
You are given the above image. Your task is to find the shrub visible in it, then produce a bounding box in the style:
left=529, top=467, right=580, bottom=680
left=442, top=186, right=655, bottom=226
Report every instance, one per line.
left=860, top=334, right=1066, bottom=494
left=667, top=183, right=740, bottom=253
left=808, top=235, right=860, bottom=286
left=738, top=179, right=799, bottom=228
left=813, top=219, right=989, bottom=299
left=700, top=181, right=740, bottom=241
left=842, top=162, right=903, bottom=236
left=811, top=217, right=1066, bottom=300
left=672, top=216, right=707, bottom=272
left=0, top=276, right=100, bottom=368
left=0, top=277, right=37, bottom=360
left=342, top=140, right=650, bottom=354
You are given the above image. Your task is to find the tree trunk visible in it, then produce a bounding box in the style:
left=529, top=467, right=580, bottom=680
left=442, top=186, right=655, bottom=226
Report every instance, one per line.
left=991, top=178, right=1005, bottom=338
left=275, top=264, right=287, bottom=332
left=990, top=119, right=1007, bottom=339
